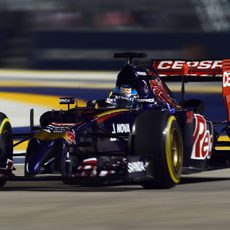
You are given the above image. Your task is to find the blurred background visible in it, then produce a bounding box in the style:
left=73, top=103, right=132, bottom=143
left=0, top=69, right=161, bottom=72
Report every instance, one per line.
left=0, top=0, right=229, bottom=70
left=0, top=0, right=229, bottom=142
left=0, top=0, right=228, bottom=162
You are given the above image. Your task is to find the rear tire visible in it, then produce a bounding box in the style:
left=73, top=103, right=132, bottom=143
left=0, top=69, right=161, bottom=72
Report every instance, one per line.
left=0, top=113, right=13, bottom=188
left=132, top=111, right=183, bottom=189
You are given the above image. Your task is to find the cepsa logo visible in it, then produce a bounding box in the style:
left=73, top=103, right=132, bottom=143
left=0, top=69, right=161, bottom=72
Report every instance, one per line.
left=155, top=60, right=222, bottom=70
left=223, top=71, right=230, bottom=87
left=191, top=114, right=213, bottom=160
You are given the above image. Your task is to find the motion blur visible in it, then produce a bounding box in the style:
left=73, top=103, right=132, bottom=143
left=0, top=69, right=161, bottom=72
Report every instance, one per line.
left=0, top=0, right=229, bottom=70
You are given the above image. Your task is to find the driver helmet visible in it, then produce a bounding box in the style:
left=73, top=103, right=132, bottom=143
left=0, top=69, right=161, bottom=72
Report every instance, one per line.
left=107, top=84, right=139, bottom=108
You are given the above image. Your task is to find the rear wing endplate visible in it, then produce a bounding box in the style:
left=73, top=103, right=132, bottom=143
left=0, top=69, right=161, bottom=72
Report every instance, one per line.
left=223, top=60, right=230, bottom=120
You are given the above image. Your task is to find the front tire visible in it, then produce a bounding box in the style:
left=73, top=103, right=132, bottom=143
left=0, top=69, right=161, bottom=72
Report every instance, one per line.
left=0, top=113, right=13, bottom=187
left=132, top=111, right=183, bottom=189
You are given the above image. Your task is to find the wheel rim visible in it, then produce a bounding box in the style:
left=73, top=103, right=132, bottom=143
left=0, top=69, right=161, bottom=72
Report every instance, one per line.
left=171, top=128, right=183, bottom=175
left=165, top=116, right=183, bottom=184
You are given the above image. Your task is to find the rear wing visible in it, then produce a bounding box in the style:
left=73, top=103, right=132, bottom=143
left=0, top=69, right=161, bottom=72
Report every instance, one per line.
left=152, top=59, right=230, bottom=120
left=152, top=60, right=223, bottom=81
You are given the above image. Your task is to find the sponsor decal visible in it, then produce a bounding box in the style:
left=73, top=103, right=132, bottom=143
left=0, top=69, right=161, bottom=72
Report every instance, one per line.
left=46, top=122, right=77, bottom=133
left=155, top=60, right=222, bottom=70
left=137, top=71, right=147, bottom=76
left=128, top=161, right=149, bottom=173
left=111, top=123, right=130, bottom=141
left=191, top=114, right=213, bottom=160
left=152, top=60, right=223, bottom=77
left=45, top=125, right=67, bottom=133
left=223, top=71, right=230, bottom=87
left=59, top=97, right=75, bottom=104
left=112, top=123, right=130, bottom=134
left=110, top=123, right=130, bottom=141
left=136, top=98, right=155, bottom=103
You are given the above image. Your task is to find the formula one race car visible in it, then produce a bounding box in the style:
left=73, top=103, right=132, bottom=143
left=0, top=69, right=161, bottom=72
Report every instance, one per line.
left=24, top=53, right=230, bottom=189
left=0, top=113, right=14, bottom=187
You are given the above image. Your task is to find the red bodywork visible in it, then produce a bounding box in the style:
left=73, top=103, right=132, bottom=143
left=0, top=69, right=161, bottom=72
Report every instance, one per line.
left=222, top=59, right=230, bottom=120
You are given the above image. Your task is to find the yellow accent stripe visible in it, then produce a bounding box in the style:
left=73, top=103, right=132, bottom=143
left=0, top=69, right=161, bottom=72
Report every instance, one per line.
left=165, top=116, right=181, bottom=184
left=215, top=147, right=230, bottom=151
left=14, top=140, right=28, bottom=152
left=0, top=118, right=10, bottom=134
left=216, top=135, right=230, bottom=150
left=218, top=136, right=230, bottom=141
left=0, top=92, right=86, bottom=109
left=33, top=130, right=68, bottom=142
left=96, top=109, right=128, bottom=118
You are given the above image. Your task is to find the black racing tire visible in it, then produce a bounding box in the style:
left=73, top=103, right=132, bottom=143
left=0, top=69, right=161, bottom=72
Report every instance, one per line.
left=0, top=113, right=13, bottom=187
left=132, top=111, right=183, bottom=189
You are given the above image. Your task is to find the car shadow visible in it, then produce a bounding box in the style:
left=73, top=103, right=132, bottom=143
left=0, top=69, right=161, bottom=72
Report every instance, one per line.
left=2, top=176, right=143, bottom=192
left=1, top=176, right=230, bottom=192
left=180, top=176, right=230, bottom=185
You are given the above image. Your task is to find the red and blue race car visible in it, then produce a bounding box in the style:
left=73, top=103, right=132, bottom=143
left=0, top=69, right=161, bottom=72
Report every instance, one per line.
left=22, top=53, right=230, bottom=189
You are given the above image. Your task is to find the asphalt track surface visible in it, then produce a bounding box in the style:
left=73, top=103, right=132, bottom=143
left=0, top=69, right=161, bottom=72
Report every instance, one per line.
left=0, top=71, right=229, bottom=230
left=1, top=168, right=230, bottom=230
